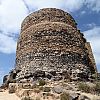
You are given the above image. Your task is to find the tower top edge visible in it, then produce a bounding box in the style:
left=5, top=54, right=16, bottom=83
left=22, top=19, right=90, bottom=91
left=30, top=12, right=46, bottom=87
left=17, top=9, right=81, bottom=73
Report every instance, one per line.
left=21, top=8, right=77, bottom=31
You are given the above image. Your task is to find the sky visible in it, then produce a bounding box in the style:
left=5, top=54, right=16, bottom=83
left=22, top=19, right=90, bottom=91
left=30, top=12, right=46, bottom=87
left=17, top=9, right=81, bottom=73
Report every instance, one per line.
left=0, top=0, right=100, bottom=84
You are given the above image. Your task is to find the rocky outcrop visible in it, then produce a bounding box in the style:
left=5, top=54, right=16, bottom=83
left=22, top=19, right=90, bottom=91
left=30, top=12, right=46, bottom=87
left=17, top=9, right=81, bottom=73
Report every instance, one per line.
left=2, top=69, right=21, bottom=88
left=7, top=81, right=100, bottom=100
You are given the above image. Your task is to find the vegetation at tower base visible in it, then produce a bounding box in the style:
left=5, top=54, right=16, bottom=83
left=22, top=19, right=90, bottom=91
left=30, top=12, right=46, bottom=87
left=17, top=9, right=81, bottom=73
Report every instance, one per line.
left=1, top=8, right=100, bottom=100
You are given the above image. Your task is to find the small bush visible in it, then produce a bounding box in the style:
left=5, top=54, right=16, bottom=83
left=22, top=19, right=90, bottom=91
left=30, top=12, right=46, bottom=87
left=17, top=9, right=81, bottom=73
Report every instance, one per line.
left=43, top=87, right=51, bottom=92
left=78, top=82, right=91, bottom=93
left=39, top=80, right=46, bottom=86
left=94, top=82, right=100, bottom=93
left=78, top=82, right=100, bottom=94
left=60, top=92, right=69, bottom=100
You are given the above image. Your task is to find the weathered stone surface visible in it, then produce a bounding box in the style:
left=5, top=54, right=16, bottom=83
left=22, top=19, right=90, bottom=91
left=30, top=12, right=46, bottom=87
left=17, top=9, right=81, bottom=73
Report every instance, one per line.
left=22, top=83, right=33, bottom=89
left=8, top=83, right=17, bottom=93
left=21, top=8, right=77, bottom=32
left=4, top=8, right=96, bottom=83
left=34, top=70, right=45, bottom=78
left=53, top=86, right=63, bottom=94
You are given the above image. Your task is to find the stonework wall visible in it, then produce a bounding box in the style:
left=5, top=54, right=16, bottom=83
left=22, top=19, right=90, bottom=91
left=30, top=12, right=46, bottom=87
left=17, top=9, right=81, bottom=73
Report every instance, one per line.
left=15, top=8, right=96, bottom=81
left=21, top=8, right=77, bottom=32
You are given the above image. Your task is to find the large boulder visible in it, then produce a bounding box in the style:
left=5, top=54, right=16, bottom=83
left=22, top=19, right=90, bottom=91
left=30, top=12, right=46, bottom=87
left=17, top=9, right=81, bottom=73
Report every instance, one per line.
left=3, top=75, right=9, bottom=83
left=3, top=69, right=18, bottom=86
left=53, top=86, right=63, bottom=94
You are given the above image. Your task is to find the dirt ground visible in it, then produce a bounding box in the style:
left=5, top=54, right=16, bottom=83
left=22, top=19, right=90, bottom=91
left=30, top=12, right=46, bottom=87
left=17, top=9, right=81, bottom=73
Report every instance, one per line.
left=0, top=91, right=20, bottom=100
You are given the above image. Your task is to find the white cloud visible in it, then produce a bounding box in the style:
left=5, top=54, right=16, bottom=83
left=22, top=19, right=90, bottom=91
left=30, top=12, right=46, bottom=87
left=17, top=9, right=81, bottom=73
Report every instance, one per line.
left=86, top=23, right=96, bottom=29
left=23, top=0, right=85, bottom=12
left=0, top=0, right=28, bottom=54
left=0, top=33, right=17, bottom=54
left=80, top=11, right=86, bottom=15
left=85, top=0, right=100, bottom=12
left=0, top=0, right=28, bottom=33
left=84, top=26, right=100, bottom=70
left=24, top=0, right=100, bottom=13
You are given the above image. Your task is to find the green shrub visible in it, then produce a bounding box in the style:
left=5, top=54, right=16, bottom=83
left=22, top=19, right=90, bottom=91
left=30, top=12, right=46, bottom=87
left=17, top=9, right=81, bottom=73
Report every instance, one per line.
left=43, top=87, right=51, bottom=92
left=78, top=82, right=91, bottom=93
left=91, top=74, right=98, bottom=80
left=39, top=80, right=46, bottom=86
left=78, top=82, right=100, bottom=94
left=94, top=82, right=100, bottom=93
left=60, top=92, right=69, bottom=100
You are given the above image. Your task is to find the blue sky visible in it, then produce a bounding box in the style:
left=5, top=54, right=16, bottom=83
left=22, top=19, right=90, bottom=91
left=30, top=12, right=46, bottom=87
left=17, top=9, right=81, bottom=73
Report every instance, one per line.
left=0, top=0, right=100, bottom=84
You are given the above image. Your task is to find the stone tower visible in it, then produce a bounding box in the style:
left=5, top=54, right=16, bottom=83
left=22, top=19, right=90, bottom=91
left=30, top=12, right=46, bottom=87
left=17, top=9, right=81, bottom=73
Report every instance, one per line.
left=15, top=8, right=96, bottom=81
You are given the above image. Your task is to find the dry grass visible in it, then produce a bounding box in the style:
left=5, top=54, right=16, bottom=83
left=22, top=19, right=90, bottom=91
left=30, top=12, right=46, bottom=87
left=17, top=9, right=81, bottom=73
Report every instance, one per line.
left=60, top=92, right=69, bottom=100
left=78, top=82, right=91, bottom=93
left=39, top=80, right=46, bottom=86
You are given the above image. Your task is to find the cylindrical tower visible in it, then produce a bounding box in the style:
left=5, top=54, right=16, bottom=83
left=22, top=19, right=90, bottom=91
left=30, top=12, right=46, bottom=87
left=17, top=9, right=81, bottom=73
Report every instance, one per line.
left=15, top=8, right=96, bottom=81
